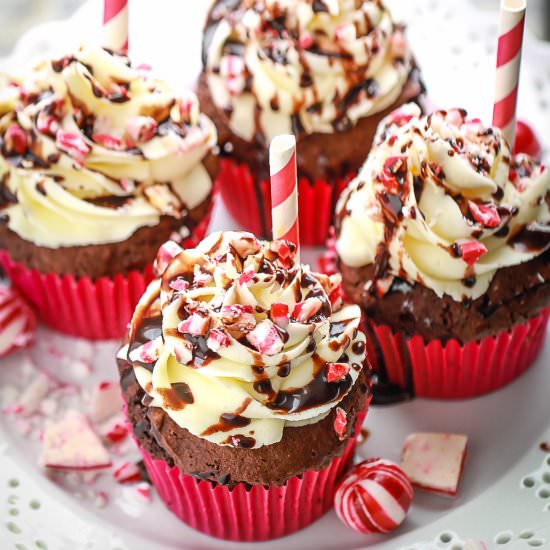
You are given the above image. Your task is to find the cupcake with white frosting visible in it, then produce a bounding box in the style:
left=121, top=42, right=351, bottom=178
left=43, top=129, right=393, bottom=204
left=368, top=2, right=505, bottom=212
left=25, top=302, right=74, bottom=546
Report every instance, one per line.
left=0, top=47, right=217, bottom=339
left=118, top=230, right=370, bottom=541
left=335, top=103, right=550, bottom=399
left=198, top=0, right=424, bottom=245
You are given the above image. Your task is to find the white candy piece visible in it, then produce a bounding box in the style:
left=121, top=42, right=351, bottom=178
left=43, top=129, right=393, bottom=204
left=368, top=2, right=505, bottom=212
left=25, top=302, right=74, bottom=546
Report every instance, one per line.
left=17, top=371, right=52, bottom=417
left=88, top=381, right=122, bottom=423
left=41, top=410, right=112, bottom=471
left=401, top=433, right=468, bottom=497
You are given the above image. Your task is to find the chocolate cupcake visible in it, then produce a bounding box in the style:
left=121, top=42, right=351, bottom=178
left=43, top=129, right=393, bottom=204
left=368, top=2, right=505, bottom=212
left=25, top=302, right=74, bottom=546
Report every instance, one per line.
left=335, top=103, right=550, bottom=400
left=118, top=231, right=370, bottom=541
left=198, top=0, right=425, bottom=245
left=0, top=47, right=217, bottom=339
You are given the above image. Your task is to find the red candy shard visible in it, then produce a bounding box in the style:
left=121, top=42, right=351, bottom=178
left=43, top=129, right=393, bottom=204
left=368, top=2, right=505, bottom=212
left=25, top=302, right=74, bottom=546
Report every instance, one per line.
left=207, top=329, right=230, bottom=351
left=4, top=124, right=28, bottom=155
left=113, top=461, right=142, bottom=484
left=326, top=363, right=350, bottom=383
left=178, top=313, right=210, bottom=337
left=380, top=156, right=407, bottom=194
left=155, top=240, right=183, bottom=275
left=0, top=285, right=36, bottom=357
left=103, top=421, right=129, bottom=444
left=468, top=201, right=501, bottom=228
left=169, top=278, right=189, bottom=292
left=92, top=133, right=122, bottom=150
left=456, top=240, right=488, bottom=266
left=292, top=297, right=323, bottom=323
left=134, top=482, right=152, bottom=502
left=401, top=432, right=468, bottom=498
left=55, top=130, right=90, bottom=162
left=514, top=119, right=542, bottom=161
left=41, top=410, right=111, bottom=471
left=334, top=458, right=413, bottom=534
left=271, top=240, right=294, bottom=268
left=270, top=302, right=289, bottom=327
left=246, top=319, right=284, bottom=355
left=333, top=407, right=347, bottom=439
left=238, top=269, right=255, bottom=286
left=299, top=32, right=314, bottom=49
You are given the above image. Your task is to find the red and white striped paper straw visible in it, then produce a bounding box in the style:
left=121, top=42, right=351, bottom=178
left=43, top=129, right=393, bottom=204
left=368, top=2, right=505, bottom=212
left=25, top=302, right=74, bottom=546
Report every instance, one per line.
left=103, top=0, right=129, bottom=54
left=270, top=134, right=300, bottom=260
left=492, top=0, right=527, bottom=148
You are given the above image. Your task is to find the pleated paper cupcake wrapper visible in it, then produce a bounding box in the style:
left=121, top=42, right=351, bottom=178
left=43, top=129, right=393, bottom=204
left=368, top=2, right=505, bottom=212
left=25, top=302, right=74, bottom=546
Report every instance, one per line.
left=365, top=308, right=550, bottom=399
left=0, top=212, right=212, bottom=340
left=217, top=158, right=354, bottom=246
left=138, top=436, right=355, bottom=542
left=132, top=406, right=368, bottom=543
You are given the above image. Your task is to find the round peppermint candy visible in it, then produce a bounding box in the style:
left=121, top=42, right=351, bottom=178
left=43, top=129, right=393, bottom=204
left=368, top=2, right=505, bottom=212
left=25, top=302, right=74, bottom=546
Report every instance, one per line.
left=334, top=458, right=413, bottom=534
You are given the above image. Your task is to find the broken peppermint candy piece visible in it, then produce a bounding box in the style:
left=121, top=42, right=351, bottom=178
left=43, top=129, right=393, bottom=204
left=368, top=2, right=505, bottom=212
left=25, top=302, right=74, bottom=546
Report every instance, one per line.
left=246, top=319, right=284, bottom=355
left=4, top=123, right=28, bottom=155
left=126, top=116, right=157, bottom=143
left=56, top=130, right=90, bottom=162
left=207, top=329, right=230, bottom=352
left=220, top=304, right=256, bottom=332
left=41, top=410, right=111, bottom=471
left=333, top=407, right=347, bottom=440
left=401, top=432, right=468, bottom=497
left=270, top=302, right=289, bottom=328
left=178, top=313, right=210, bottom=337
left=468, top=201, right=501, bottom=228
left=129, top=337, right=163, bottom=364
left=455, top=240, right=488, bottom=266
left=326, top=363, right=350, bottom=383
left=88, top=381, right=121, bottom=423
left=154, top=240, right=183, bottom=275
left=292, top=297, right=323, bottom=323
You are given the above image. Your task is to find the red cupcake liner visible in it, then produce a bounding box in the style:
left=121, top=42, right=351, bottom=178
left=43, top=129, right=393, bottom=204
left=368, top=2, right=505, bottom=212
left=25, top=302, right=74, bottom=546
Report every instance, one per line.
left=129, top=403, right=368, bottom=542
left=139, top=436, right=356, bottom=542
left=365, top=308, right=550, bottom=399
left=0, top=211, right=212, bottom=341
left=217, top=158, right=353, bottom=246
left=320, top=229, right=549, bottom=399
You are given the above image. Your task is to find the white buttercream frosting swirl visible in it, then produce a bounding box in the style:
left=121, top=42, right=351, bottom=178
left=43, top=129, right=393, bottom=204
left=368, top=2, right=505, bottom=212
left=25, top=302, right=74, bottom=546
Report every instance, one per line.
left=203, top=0, right=412, bottom=143
left=0, top=47, right=216, bottom=248
left=122, top=231, right=367, bottom=449
left=336, top=103, right=550, bottom=301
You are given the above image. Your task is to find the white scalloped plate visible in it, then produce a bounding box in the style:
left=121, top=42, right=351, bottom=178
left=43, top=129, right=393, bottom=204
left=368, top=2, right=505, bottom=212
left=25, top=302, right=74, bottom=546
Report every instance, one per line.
left=1, top=1, right=550, bottom=549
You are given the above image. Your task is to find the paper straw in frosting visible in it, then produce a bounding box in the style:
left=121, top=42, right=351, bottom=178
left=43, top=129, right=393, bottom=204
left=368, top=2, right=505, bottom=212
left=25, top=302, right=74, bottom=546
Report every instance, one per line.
left=103, top=0, right=129, bottom=54
left=492, top=0, right=527, bottom=148
left=269, top=134, right=300, bottom=261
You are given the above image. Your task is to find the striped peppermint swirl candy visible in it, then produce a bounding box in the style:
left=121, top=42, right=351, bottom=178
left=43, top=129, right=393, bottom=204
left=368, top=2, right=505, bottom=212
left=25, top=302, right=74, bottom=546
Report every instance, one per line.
left=0, top=284, right=36, bottom=357
left=492, top=0, right=526, bottom=146
left=103, top=0, right=129, bottom=54
left=334, top=458, right=413, bottom=534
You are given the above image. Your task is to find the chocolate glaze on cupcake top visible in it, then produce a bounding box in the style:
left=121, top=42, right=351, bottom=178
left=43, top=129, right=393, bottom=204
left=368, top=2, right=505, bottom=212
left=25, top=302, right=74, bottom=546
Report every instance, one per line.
left=0, top=47, right=216, bottom=248
left=336, top=103, right=550, bottom=301
left=203, top=0, right=412, bottom=143
left=120, top=231, right=367, bottom=449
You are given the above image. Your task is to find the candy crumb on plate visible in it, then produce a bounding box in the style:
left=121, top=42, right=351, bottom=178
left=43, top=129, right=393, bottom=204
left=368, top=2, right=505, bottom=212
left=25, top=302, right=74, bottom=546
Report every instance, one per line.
left=41, top=410, right=112, bottom=471
left=401, top=433, right=468, bottom=498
